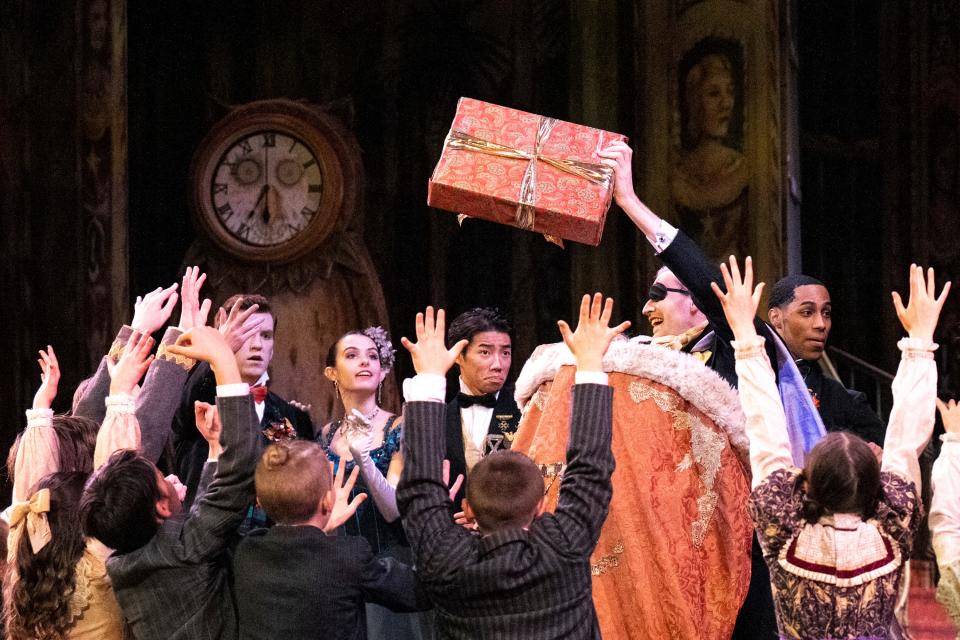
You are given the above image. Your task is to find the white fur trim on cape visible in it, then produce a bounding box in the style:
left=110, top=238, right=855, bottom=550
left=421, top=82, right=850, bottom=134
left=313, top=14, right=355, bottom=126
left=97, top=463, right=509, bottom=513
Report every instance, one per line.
left=514, top=338, right=749, bottom=460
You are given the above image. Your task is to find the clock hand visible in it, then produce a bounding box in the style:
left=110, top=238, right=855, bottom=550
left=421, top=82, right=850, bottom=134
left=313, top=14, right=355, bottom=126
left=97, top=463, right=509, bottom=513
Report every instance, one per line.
left=265, top=185, right=280, bottom=225
left=248, top=184, right=268, bottom=219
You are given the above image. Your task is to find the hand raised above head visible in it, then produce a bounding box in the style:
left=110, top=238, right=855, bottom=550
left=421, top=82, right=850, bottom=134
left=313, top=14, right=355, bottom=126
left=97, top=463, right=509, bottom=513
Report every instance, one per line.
left=400, top=306, right=468, bottom=376
left=892, top=264, right=951, bottom=342
left=937, top=398, right=960, bottom=435
left=131, top=283, right=179, bottom=335
left=710, top=255, right=763, bottom=341
left=597, top=141, right=638, bottom=208
left=216, top=298, right=264, bottom=353
left=110, top=332, right=155, bottom=395
left=177, top=266, right=212, bottom=332
left=557, top=293, right=631, bottom=372
left=167, top=326, right=240, bottom=385
left=32, top=345, right=60, bottom=411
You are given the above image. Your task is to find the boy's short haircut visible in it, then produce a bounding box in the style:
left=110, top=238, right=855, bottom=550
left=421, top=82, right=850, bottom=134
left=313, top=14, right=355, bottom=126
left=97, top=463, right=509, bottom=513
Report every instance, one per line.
left=256, top=441, right=332, bottom=525
left=80, top=450, right=163, bottom=554
left=466, top=451, right=543, bottom=531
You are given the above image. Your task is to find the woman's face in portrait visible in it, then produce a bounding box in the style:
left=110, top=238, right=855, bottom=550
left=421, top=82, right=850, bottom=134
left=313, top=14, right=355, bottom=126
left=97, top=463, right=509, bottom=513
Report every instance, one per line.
left=696, top=56, right=734, bottom=140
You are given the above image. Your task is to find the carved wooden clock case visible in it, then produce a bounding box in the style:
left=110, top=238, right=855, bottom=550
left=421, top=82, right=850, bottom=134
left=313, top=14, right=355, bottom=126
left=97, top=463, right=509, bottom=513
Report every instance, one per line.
left=186, top=99, right=396, bottom=423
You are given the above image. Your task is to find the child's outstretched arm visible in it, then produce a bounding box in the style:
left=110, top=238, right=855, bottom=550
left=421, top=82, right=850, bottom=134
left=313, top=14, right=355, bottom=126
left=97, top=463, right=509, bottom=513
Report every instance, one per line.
left=166, top=326, right=261, bottom=560
left=712, top=256, right=792, bottom=487
left=930, top=398, right=960, bottom=629
left=882, top=264, right=950, bottom=490
left=551, top=293, right=629, bottom=552
left=396, top=307, right=471, bottom=576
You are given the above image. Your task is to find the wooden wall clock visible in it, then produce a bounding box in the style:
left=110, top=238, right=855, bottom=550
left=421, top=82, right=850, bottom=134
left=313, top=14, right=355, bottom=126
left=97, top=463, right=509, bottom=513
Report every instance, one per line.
left=189, top=98, right=356, bottom=264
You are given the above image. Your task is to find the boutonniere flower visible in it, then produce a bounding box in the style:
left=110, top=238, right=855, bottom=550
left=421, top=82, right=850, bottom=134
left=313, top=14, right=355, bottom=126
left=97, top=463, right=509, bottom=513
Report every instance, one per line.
left=263, top=418, right=298, bottom=442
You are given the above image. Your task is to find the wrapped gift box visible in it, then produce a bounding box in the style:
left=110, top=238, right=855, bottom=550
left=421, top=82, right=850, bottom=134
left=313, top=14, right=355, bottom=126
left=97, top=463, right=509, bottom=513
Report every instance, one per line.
left=427, top=97, right=627, bottom=246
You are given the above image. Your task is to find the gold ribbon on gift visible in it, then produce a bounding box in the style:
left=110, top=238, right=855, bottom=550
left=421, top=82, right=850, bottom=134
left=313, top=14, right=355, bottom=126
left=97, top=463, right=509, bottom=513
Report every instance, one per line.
left=445, top=119, right=614, bottom=246
left=8, top=488, right=53, bottom=559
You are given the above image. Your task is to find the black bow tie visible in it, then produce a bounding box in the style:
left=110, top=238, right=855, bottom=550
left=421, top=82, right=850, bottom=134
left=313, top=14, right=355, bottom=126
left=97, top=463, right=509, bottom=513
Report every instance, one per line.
left=458, top=392, right=497, bottom=409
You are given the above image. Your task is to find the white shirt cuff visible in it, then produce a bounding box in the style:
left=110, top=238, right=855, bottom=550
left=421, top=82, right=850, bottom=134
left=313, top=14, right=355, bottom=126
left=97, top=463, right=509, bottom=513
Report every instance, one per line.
left=25, top=408, right=53, bottom=428
left=402, top=374, right=447, bottom=403
left=217, top=382, right=251, bottom=398
left=646, top=219, right=678, bottom=254
left=897, top=337, right=937, bottom=355
left=105, top=393, right=136, bottom=413
left=575, top=371, right=609, bottom=385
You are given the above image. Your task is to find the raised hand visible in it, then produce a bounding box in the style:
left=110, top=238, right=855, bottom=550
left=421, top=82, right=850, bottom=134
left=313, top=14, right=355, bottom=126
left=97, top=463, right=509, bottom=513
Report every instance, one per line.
left=597, top=140, right=638, bottom=208
left=32, top=345, right=60, bottom=410
left=891, top=264, right=951, bottom=342
left=109, top=332, right=155, bottom=395
left=194, top=400, right=222, bottom=458
left=177, top=266, right=212, bottom=332
left=215, top=298, right=264, bottom=353
left=323, top=464, right=368, bottom=533
left=557, top=293, right=631, bottom=372
left=400, top=306, right=468, bottom=376
left=131, top=283, right=179, bottom=335
left=167, top=326, right=240, bottom=385
left=710, top=255, right=764, bottom=341
left=938, top=398, right=960, bottom=435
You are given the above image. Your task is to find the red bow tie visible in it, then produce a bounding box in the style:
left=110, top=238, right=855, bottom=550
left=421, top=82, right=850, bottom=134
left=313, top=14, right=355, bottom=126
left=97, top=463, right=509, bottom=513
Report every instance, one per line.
left=251, top=384, right=268, bottom=404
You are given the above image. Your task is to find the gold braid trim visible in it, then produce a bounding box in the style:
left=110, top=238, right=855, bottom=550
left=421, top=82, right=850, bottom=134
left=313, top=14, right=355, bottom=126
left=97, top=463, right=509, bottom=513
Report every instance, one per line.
left=107, top=339, right=125, bottom=363
left=591, top=541, right=625, bottom=576
left=445, top=125, right=612, bottom=246
left=156, top=343, right=196, bottom=372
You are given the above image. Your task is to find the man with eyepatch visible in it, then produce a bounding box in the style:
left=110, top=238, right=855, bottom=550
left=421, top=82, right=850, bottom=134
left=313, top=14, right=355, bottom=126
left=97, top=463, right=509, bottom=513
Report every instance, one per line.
left=600, top=141, right=784, bottom=640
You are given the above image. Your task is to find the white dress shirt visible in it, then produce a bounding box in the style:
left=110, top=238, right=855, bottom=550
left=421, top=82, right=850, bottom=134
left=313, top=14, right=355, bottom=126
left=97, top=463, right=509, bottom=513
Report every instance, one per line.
left=459, top=379, right=497, bottom=472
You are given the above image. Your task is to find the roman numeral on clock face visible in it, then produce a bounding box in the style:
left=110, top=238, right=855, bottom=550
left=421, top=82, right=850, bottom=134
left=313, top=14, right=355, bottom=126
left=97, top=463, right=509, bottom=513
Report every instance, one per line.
left=217, top=202, right=234, bottom=219
left=262, top=133, right=276, bottom=147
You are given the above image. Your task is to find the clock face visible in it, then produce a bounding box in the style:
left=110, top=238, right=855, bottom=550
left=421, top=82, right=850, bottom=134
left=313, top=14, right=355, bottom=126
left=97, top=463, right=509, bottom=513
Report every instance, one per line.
left=211, top=131, right=324, bottom=247
left=191, top=99, right=357, bottom=263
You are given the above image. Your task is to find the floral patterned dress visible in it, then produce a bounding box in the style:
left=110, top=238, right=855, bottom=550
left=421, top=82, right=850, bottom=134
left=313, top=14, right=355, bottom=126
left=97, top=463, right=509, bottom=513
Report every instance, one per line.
left=734, top=335, right=937, bottom=640
left=750, top=468, right=920, bottom=639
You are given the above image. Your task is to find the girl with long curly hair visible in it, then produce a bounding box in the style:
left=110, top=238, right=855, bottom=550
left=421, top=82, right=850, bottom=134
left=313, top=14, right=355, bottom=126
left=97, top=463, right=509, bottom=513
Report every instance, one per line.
left=4, top=471, right=124, bottom=640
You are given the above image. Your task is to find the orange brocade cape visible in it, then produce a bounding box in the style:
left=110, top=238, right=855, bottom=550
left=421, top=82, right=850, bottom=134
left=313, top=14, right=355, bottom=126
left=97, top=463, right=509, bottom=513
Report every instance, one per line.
left=511, top=340, right=754, bottom=640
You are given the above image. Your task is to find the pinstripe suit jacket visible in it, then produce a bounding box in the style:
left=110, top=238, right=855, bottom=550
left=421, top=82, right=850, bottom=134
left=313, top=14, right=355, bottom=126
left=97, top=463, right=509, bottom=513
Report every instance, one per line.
left=106, top=393, right=260, bottom=640
left=398, top=383, right=614, bottom=640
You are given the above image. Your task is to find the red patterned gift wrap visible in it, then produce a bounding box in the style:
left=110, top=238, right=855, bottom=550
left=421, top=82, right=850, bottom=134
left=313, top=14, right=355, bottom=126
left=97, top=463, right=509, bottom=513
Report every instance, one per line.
left=427, top=97, right=627, bottom=246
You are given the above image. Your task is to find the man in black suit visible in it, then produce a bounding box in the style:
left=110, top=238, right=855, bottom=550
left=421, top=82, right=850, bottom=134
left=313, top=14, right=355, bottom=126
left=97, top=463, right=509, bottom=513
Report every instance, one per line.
left=600, top=140, right=887, bottom=639
left=767, top=275, right=885, bottom=445
left=444, top=307, right=520, bottom=509
left=398, top=296, right=628, bottom=639
left=80, top=326, right=260, bottom=640
left=172, top=293, right=313, bottom=510
left=601, top=140, right=785, bottom=639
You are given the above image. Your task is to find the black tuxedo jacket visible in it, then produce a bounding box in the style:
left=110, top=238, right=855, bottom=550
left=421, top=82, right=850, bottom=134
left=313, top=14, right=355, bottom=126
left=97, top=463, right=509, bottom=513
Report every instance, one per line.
left=799, top=360, right=886, bottom=445
left=398, top=384, right=614, bottom=639
left=172, top=361, right=314, bottom=509
left=445, top=382, right=521, bottom=507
